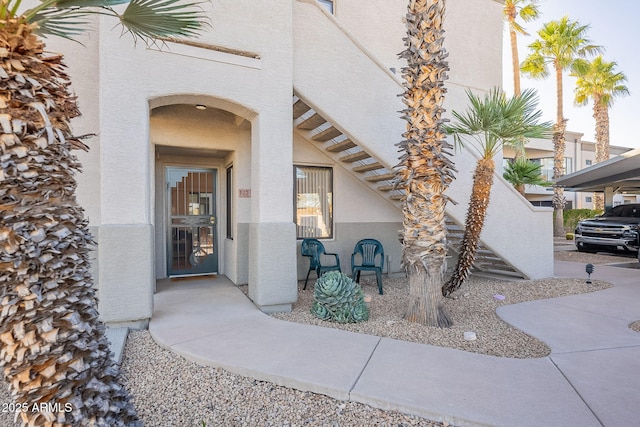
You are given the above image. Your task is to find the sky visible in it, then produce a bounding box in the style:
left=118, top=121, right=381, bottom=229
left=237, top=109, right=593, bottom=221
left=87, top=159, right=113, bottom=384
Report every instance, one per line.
left=502, top=0, right=640, bottom=149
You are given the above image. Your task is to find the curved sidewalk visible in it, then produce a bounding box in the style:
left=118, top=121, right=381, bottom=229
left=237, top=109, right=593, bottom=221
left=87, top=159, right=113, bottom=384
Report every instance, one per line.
left=149, top=262, right=640, bottom=427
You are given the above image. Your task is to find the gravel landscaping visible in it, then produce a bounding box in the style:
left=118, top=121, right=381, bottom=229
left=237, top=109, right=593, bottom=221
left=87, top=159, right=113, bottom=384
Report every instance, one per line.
left=0, top=248, right=637, bottom=426
left=271, top=275, right=610, bottom=359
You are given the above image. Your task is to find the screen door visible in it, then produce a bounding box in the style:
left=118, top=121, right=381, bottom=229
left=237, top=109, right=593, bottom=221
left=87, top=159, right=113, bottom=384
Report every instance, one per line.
left=167, top=167, right=217, bottom=276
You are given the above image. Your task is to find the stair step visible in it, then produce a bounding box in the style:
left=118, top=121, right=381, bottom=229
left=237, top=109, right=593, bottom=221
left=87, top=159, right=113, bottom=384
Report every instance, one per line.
left=326, top=139, right=356, bottom=152
left=365, top=172, right=396, bottom=182
left=476, top=265, right=521, bottom=275
left=353, top=162, right=384, bottom=172
left=475, top=259, right=516, bottom=270
left=297, top=113, right=326, bottom=130
left=341, top=151, right=370, bottom=163
left=313, top=127, right=342, bottom=142
left=293, top=99, right=311, bottom=119
left=377, top=184, right=395, bottom=192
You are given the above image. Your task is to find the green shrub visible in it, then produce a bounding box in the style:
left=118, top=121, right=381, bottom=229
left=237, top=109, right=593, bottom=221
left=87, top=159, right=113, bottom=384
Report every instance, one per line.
left=311, top=271, right=369, bottom=323
left=563, top=208, right=603, bottom=231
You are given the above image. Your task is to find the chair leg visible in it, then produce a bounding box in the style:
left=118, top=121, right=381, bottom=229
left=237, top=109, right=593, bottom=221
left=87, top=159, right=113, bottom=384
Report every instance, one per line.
left=376, top=270, right=383, bottom=295
left=303, top=269, right=312, bottom=290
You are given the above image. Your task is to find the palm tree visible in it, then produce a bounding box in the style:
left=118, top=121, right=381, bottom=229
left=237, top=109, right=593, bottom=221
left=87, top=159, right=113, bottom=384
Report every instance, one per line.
left=396, top=0, right=455, bottom=327
left=503, top=0, right=540, bottom=96
left=441, top=88, right=551, bottom=297
left=571, top=55, right=629, bottom=210
left=503, top=157, right=551, bottom=196
left=0, top=2, right=207, bottom=425
left=521, top=16, right=601, bottom=236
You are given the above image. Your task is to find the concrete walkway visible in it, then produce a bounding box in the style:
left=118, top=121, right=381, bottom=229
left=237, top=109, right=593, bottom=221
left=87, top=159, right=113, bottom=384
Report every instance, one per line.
left=149, top=261, right=640, bottom=427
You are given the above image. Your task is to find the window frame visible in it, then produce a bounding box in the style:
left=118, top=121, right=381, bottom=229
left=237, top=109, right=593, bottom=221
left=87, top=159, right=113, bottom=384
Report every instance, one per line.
left=226, top=164, right=233, bottom=240
left=294, top=164, right=334, bottom=240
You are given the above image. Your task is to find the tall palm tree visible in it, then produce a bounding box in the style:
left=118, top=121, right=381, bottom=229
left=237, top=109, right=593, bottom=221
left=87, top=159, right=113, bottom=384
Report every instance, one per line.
left=521, top=17, right=601, bottom=236
left=571, top=56, right=629, bottom=210
left=442, top=88, right=551, bottom=297
left=503, top=157, right=550, bottom=196
left=0, top=2, right=207, bottom=425
left=503, top=0, right=540, bottom=96
left=396, top=0, right=455, bottom=327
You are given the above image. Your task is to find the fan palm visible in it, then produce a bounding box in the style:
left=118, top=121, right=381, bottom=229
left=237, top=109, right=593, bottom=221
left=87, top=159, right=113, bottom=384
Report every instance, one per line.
left=571, top=56, right=629, bottom=210
left=441, top=88, right=551, bottom=297
left=396, top=0, right=455, bottom=327
left=521, top=16, right=601, bottom=236
left=0, top=1, right=207, bottom=425
left=503, top=0, right=540, bottom=96
left=503, top=157, right=550, bottom=196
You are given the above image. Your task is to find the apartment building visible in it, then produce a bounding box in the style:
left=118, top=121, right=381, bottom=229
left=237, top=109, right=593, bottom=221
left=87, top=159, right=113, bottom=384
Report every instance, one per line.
left=45, top=0, right=552, bottom=327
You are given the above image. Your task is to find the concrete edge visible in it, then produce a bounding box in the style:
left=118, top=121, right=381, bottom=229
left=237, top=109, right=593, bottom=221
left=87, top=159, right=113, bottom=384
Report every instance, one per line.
left=105, top=327, right=129, bottom=364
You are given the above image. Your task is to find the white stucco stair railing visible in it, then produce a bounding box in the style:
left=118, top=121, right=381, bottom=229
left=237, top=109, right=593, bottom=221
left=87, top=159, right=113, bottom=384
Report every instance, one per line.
left=292, top=0, right=553, bottom=280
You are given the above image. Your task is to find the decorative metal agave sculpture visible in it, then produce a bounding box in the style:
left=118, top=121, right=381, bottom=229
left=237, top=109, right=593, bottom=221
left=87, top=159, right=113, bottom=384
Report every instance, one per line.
left=310, top=271, right=369, bottom=324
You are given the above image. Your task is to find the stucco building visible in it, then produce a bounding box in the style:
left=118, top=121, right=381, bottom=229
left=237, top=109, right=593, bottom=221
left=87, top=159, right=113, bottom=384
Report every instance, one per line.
left=45, top=0, right=553, bottom=328
left=504, top=130, right=637, bottom=209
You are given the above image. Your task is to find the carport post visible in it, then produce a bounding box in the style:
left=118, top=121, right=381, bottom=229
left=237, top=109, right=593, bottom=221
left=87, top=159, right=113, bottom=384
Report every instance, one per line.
left=604, top=186, right=615, bottom=211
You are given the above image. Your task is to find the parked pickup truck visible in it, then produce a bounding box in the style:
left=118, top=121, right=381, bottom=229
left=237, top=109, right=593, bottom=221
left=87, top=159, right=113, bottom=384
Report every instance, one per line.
left=574, top=204, right=640, bottom=254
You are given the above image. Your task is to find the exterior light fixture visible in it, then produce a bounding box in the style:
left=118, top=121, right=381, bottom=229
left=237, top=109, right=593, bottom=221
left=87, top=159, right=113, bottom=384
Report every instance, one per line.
left=196, top=104, right=207, bottom=110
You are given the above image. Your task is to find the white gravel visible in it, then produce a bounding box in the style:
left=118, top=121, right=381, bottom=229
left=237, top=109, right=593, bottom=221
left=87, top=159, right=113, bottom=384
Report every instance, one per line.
left=1, top=249, right=637, bottom=426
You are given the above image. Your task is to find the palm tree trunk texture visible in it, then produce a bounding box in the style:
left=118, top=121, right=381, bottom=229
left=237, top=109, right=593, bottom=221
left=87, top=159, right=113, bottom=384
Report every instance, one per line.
left=397, top=0, right=454, bottom=327
left=552, top=119, right=567, bottom=236
left=593, top=100, right=609, bottom=210
left=507, top=13, right=521, bottom=96
left=0, top=24, right=140, bottom=426
left=442, top=157, right=494, bottom=296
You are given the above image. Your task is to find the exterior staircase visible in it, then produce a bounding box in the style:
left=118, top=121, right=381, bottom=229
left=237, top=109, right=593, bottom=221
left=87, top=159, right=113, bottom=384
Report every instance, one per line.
left=293, top=95, right=526, bottom=278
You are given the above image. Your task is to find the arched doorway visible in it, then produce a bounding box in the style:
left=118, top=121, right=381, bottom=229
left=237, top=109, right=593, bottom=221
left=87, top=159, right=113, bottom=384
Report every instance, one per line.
left=150, top=101, right=252, bottom=283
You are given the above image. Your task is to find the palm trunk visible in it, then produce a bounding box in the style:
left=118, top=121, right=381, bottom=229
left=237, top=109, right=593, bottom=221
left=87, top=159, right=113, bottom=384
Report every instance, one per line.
left=0, top=23, right=140, bottom=426
left=443, top=157, right=494, bottom=296
left=508, top=24, right=521, bottom=95
left=552, top=62, right=567, bottom=236
left=592, top=100, right=609, bottom=210
left=397, top=0, right=454, bottom=327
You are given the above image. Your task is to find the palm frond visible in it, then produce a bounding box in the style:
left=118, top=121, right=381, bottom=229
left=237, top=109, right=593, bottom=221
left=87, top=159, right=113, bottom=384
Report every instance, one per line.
left=446, top=88, right=552, bottom=159
left=30, top=8, right=93, bottom=39
left=23, top=0, right=208, bottom=43
left=119, top=0, right=209, bottom=42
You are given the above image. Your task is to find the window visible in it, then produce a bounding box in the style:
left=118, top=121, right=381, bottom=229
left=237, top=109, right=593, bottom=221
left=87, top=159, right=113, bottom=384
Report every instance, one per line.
left=294, top=165, right=333, bottom=239
left=585, top=196, right=592, bottom=203
left=226, top=165, right=233, bottom=239
left=318, top=0, right=334, bottom=14
left=586, top=159, right=592, bottom=166
left=531, top=157, right=573, bottom=181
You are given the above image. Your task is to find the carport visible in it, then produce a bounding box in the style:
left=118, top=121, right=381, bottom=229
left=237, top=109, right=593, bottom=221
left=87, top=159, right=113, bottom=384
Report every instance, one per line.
left=555, top=147, right=640, bottom=210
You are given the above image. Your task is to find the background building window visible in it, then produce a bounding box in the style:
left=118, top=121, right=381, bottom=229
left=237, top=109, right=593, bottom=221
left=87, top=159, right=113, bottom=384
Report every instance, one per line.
left=531, top=157, right=574, bottom=181
left=586, top=159, right=592, bottom=166
left=318, top=0, right=334, bottom=14
left=585, top=196, right=592, bottom=203
left=294, top=165, right=333, bottom=239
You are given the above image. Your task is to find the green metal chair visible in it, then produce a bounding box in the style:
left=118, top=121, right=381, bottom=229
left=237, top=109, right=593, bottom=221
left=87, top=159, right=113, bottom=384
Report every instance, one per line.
left=301, top=238, right=341, bottom=290
left=351, top=238, right=384, bottom=295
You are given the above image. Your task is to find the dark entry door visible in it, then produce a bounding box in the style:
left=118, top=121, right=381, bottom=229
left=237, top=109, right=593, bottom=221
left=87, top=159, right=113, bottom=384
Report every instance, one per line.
left=167, top=167, right=218, bottom=276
